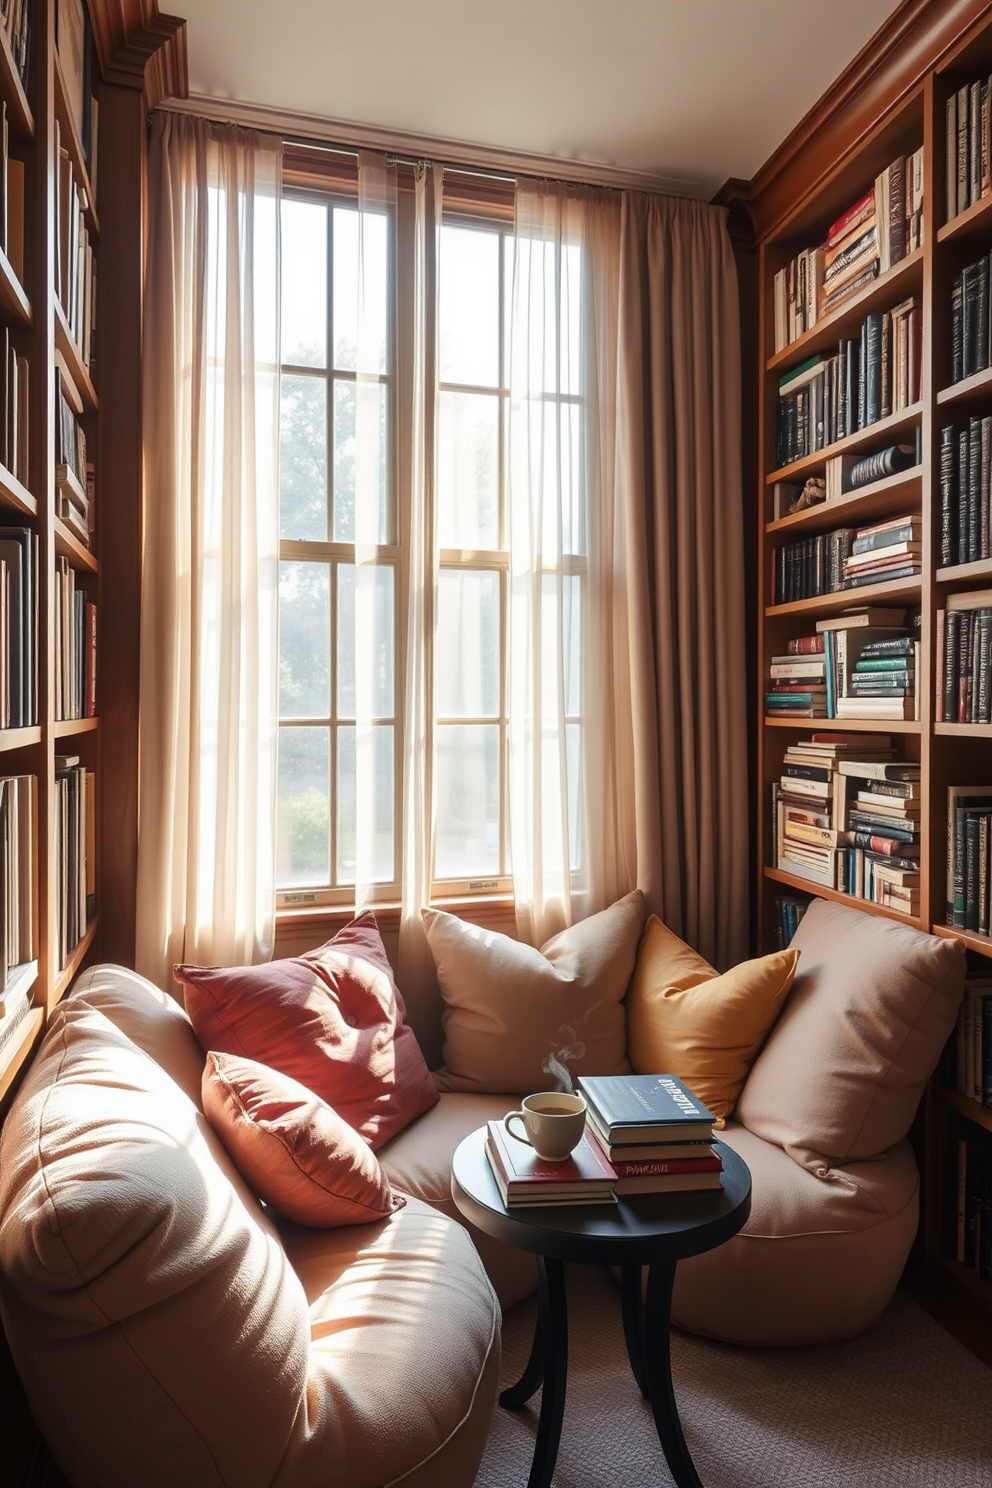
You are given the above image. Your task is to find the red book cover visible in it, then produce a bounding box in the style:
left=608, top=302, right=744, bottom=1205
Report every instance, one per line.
left=827, top=188, right=875, bottom=246
left=610, top=1153, right=723, bottom=1179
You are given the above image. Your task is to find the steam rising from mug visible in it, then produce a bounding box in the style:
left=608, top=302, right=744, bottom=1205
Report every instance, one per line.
left=542, top=1024, right=586, bottom=1093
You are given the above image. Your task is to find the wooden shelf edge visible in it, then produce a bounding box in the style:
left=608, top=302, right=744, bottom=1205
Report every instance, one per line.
left=54, top=302, right=97, bottom=411
left=766, top=574, right=922, bottom=617
left=936, top=557, right=992, bottom=586
left=54, top=516, right=97, bottom=573
left=0, top=1006, right=44, bottom=1105
left=53, top=716, right=98, bottom=737
left=766, top=466, right=921, bottom=535
left=767, top=404, right=923, bottom=486
left=934, top=721, right=992, bottom=737
left=932, top=923, right=992, bottom=957
left=52, top=919, right=98, bottom=1002
left=0, top=726, right=42, bottom=753
left=937, top=191, right=992, bottom=245
left=932, top=1086, right=992, bottom=1134
left=766, top=250, right=923, bottom=373
left=936, top=365, right=992, bottom=406
left=763, top=866, right=922, bottom=924
left=764, top=715, right=921, bottom=733
left=0, top=460, right=36, bottom=517
left=0, top=241, right=30, bottom=326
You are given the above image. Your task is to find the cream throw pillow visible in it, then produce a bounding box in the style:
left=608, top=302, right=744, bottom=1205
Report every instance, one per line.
left=626, top=916, right=799, bottom=1126
left=425, top=891, right=644, bottom=1094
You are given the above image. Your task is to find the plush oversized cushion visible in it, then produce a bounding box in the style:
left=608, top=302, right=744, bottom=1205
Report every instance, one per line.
left=0, top=998, right=311, bottom=1488
left=177, top=911, right=439, bottom=1150
left=672, top=1123, right=920, bottom=1345
left=736, top=899, right=966, bottom=1172
left=71, top=961, right=207, bottom=1104
left=625, top=915, right=799, bottom=1125
left=202, top=1051, right=405, bottom=1228
left=276, top=1196, right=500, bottom=1488
left=426, top=891, right=644, bottom=1095
left=380, top=1092, right=538, bottom=1308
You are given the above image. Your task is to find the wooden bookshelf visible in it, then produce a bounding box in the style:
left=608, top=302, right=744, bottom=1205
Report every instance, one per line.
left=727, top=0, right=992, bottom=1359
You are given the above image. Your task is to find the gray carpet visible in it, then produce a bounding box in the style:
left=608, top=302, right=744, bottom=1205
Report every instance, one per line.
left=476, top=1264, right=992, bottom=1487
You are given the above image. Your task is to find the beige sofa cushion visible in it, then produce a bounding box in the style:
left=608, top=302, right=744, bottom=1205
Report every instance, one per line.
left=736, top=899, right=965, bottom=1172
left=426, top=891, right=644, bottom=1094
left=672, top=1123, right=920, bottom=1345
left=380, top=1092, right=538, bottom=1308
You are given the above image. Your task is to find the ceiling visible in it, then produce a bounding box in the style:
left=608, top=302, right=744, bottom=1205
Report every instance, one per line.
left=176, top=0, right=904, bottom=199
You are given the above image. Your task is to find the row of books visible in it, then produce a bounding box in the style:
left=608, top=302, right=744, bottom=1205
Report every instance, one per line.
left=0, top=773, right=35, bottom=991
left=0, top=525, right=35, bottom=728
left=949, top=253, right=992, bottom=384
left=769, top=514, right=922, bottom=607
left=0, top=330, right=29, bottom=490
left=765, top=606, right=919, bottom=722
left=770, top=894, right=811, bottom=950
left=775, top=299, right=921, bottom=468
left=55, top=372, right=94, bottom=546
left=484, top=1074, right=721, bottom=1208
left=55, top=757, right=94, bottom=971
left=770, top=440, right=919, bottom=521
left=55, top=119, right=97, bottom=372
left=946, top=76, right=992, bottom=222
left=954, top=1134, right=992, bottom=1279
left=771, top=737, right=921, bottom=912
left=936, top=592, right=992, bottom=724
left=0, top=101, right=24, bottom=285
left=946, top=789, right=992, bottom=936
left=1, top=0, right=30, bottom=91
left=949, top=974, right=992, bottom=1106
left=939, top=420, right=992, bottom=568
left=772, top=153, right=923, bottom=353
left=54, top=557, right=95, bottom=722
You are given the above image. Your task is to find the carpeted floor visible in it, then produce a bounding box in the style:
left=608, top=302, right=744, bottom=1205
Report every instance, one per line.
left=476, top=1264, right=992, bottom=1487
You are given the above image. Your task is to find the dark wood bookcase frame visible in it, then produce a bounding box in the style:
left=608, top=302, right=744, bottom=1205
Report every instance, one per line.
left=722, top=0, right=992, bottom=1363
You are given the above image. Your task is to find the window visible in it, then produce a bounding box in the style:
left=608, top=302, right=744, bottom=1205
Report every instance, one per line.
left=275, top=161, right=584, bottom=908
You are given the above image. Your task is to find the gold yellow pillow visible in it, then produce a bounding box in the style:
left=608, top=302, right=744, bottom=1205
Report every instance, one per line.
left=625, top=916, right=799, bottom=1126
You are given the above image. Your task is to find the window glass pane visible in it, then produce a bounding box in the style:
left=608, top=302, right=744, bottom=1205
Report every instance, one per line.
left=560, top=242, right=582, bottom=398
left=435, top=723, right=500, bottom=878
left=281, top=198, right=327, bottom=369
left=333, top=206, right=389, bottom=375
left=436, top=569, right=500, bottom=719
left=280, top=374, right=327, bottom=541
left=566, top=722, right=582, bottom=872
left=439, top=225, right=499, bottom=388
left=437, top=390, right=499, bottom=550
left=279, top=561, right=329, bottom=718
left=337, top=563, right=395, bottom=719
left=563, top=573, right=581, bottom=718
left=337, top=725, right=395, bottom=884
left=277, top=727, right=329, bottom=887
left=561, top=401, right=585, bottom=557
left=333, top=379, right=388, bottom=544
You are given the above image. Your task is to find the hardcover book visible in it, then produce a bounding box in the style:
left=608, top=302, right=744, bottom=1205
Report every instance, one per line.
left=485, top=1120, right=618, bottom=1206
left=577, top=1073, right=715, bottom=1142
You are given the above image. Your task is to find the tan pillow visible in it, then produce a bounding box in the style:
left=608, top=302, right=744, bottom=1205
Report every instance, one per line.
left=425, top=891, right=644, bottom=1094
left=626, top=916, right=799, bottom=1126
left=736, top=898, right=966, bottom=1173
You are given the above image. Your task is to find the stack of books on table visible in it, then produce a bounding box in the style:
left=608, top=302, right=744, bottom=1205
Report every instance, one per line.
left=576, top=1074, right=723, bottom=1195
left=484, top=1119, right=618, bottom=1208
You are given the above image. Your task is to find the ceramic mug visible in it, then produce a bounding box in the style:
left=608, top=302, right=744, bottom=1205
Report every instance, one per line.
left=503, top=1092, right=587, bottom=1162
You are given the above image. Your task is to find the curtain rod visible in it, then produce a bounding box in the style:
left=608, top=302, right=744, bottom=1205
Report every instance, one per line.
left=156, top=93, right=706, bottom=200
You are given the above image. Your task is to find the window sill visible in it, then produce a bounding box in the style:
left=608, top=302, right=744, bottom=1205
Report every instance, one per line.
left=275, top=892, right=516, bottom=937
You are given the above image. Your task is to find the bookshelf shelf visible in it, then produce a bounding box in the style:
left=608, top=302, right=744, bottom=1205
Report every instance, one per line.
left=54, top=517, right=96, bottom=573
left=766, top=250, right=924, bottom=373
left=54, top=301, right=97, bottom=411
left=932, top=923, right=992, bottom=957
left=0, top=727, right=42, bottom=753
left=764, top=867, right=922, bottom=925
left=54, top=717, right=98, bottom=738
left=0, top=462, right=36, bottom=517
left=932, top=1088, right=992, bottom=1133
left=765, top=574, right=922, bottom=617
left=934, top=721, right=992, bottom=737
left=0, top=1006, right=44, bottom=1104
left=0, top=243, right=30, bottom=327
left=766, top=466, right=922, bottom=537
left=767, top=403, right=923, bottom=485
left=764, top=715, right=921, bottom=734
left=934, top=557, right=992, bottom=585
left=53, top=920, right=98, bottom=1003
left=0, top=16, right=31, bottom=141
left=936, top=189, right=992, bottom=245
left=936, top=364, right=992, bottom=408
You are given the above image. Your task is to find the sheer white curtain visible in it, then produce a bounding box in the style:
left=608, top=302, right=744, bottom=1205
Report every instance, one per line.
left=507, top=182, right=629, bottom=947
left=136, top=114, right=281, bottom=987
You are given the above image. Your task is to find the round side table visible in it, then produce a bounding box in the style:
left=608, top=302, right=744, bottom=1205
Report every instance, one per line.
left=451, top=1127, right=751, bottom=1488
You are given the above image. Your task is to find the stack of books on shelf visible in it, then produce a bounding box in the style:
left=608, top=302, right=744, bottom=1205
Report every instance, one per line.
left=484, top=1118, right=618, bottom=1208
left=949, top=253, right=992, bottom=383
left=842, top=512, right=921, bottom=590
left=940, top=420, right=992, bottom=566
left=772, top=153, right=923, bottom=353
left=771, top=735, right=921, bottom=906
left=0, top=772, right=36, bottom=998
left=55, top=375, right=93, bottom=545
left=2, top=0, right=31, bottom=92
left=947, top=76, right=992, bottom=222
left=577, top=1074, right=722, bottom=1195
left=765, top=606, right=918, bottom=720
left=775, top=298, right=922, bottom=467
left=54, top=756, right=94, bottom=969
left=0, top=525, right=36, bottom=728
left=936, top=591, right=992, bottom=724
left=54, top=558, right=96, bottom=722
left=771, top=893, right=811, bottom=949
left=947, top=787, right=992, bottom=935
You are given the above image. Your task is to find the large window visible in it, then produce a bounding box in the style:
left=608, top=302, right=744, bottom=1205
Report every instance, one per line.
left=276, top=166, right=583, bottom=908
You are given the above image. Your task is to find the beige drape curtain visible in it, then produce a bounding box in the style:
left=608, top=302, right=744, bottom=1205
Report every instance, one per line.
left=136, top=113, right=281, bottom=989
left=510, top=182, right=748, bottom=970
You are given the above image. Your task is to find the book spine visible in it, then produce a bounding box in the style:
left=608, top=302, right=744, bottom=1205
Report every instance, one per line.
left=959, top=427, right=971, bottom=565
left=948, top=92, right=959, bottom=223
left=970, top=414, right=983, bottom=563
left=940, top=424, right=957, bottom=566
left=951, top=272, right=964, bottom=385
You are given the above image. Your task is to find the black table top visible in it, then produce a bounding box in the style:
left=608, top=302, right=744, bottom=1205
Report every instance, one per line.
left=451, top=1126, right=752, bottom=1268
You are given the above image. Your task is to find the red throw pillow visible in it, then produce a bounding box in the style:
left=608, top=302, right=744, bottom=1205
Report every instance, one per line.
left=201, top=1051, right=405, bottom=1228
left=177, top=912, right=439, bottom=1150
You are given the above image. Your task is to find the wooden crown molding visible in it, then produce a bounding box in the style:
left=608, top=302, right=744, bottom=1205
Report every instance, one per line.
left=88, top=0, right=188, bottom=107
left=742, top=0, right=992, bottom=242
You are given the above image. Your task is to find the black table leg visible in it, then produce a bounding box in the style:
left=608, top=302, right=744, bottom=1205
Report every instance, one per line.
left=499, top=1254, right=569, bottom=1488
left=620, top=1263, right=648, bottom=1396
left=641, top=1261, right=704, bottom=1488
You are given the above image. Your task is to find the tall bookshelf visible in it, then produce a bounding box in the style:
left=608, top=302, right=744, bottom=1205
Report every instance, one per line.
left=731, top=0, right=992, bottom=1357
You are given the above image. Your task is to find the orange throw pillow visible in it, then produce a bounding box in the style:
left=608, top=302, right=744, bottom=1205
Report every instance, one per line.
left=202, top=1052, right=405, bottom=1228
left=625, top=916, right=799, bottom=1126
left=177, top=912, right=439, bottom=1150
